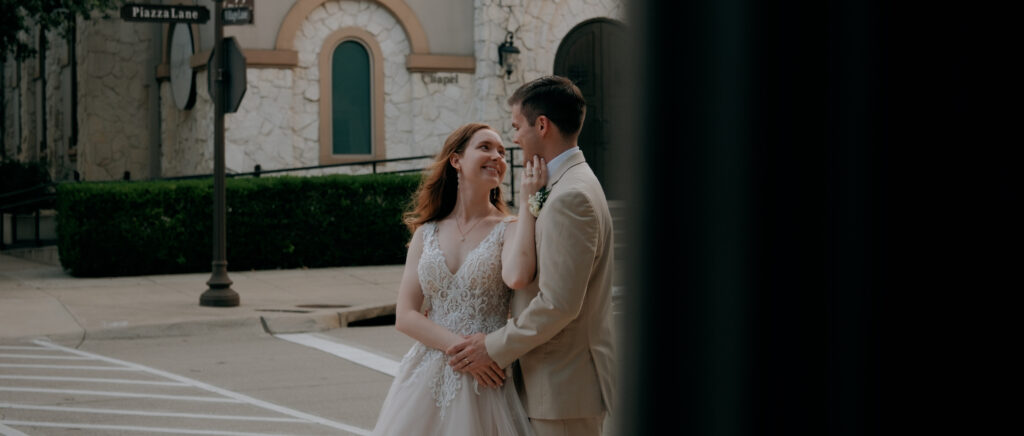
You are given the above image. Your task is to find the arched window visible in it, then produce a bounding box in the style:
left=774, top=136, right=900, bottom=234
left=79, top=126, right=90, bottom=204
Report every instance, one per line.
left=330, top=41, right=370, bottom=155
left=319, top=29, right=385, bottom=164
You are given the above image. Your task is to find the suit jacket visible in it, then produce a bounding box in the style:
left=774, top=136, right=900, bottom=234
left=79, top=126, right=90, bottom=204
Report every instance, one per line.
left=485, top=150, right=615, bottom=419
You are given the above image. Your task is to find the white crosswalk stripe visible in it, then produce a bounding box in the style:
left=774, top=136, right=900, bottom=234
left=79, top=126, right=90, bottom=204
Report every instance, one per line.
left=0, top=339, right=370, bottom=435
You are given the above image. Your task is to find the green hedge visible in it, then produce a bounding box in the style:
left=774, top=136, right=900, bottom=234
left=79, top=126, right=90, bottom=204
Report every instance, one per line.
left=55, top=174, right=420, bottom=277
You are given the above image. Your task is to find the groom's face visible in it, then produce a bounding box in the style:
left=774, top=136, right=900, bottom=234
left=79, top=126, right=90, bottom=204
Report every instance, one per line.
left=511, top=104, right=541, bottom=158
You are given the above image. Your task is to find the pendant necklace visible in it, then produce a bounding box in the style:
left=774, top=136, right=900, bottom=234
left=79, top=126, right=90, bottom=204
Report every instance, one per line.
left=455, top=214, right=484, bottom=242
left=455, top=195, right=484, bottom=242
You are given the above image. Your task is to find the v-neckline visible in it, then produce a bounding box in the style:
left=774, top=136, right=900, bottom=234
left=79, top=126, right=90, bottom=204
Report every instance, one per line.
left=435, top=220, right=502, bottom=278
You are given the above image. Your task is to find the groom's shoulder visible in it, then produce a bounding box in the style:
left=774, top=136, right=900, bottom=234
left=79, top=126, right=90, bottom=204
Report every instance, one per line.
left=550, top=180, right=605, bottom=215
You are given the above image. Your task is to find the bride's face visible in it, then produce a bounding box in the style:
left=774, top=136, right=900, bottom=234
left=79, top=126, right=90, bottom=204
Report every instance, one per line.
left=455, top=129, right=507, bottom=189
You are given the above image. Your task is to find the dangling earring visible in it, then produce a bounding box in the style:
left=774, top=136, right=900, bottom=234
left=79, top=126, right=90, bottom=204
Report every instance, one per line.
left=455, top=169, right=464, bottom=212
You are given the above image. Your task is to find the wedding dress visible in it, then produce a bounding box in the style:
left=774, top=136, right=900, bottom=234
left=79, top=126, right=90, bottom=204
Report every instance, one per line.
left=370, top=218, right=534, bottom=436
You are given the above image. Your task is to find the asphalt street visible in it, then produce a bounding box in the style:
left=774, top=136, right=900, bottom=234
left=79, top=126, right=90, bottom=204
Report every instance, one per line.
left=1, top=325, right=413, bottom=435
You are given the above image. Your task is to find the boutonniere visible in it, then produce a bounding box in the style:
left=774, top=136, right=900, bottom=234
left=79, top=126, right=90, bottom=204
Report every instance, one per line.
left=528, top=187, right=550, bottom=218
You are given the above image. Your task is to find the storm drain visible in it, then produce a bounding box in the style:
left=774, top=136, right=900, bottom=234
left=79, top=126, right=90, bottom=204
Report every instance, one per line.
left=348, top=313, right=396, bottom=327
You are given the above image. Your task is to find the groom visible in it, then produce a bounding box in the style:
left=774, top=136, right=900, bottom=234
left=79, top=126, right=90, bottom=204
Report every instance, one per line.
left=448, top=75, right=616, bottom=435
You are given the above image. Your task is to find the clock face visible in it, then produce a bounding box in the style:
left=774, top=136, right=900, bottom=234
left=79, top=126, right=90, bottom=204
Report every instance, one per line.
left=170, top=23, right=196, bottom=110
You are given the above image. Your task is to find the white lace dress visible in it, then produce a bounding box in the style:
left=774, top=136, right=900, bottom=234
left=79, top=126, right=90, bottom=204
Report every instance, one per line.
left=370, top=219, right=534, bottom=436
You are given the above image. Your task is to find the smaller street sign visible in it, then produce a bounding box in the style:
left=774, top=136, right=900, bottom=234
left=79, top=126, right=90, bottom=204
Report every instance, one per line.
left=224, top=7, right=254, bottom=25
left=120, top=3, right=210, bottom=24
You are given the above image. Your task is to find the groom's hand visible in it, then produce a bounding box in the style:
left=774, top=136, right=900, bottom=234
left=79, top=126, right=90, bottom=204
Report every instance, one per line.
left=447, top=334, right=503, bottom=381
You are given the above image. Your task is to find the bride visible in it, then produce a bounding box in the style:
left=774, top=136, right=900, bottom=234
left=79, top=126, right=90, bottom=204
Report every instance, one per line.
left=370, top=123, right=546, bottom=435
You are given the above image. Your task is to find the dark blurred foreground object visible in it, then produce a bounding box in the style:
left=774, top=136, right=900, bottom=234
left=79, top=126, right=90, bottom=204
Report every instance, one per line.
left=617, top=0, right=1013, bottom=433
left=615, top=0, right=892, bottom=434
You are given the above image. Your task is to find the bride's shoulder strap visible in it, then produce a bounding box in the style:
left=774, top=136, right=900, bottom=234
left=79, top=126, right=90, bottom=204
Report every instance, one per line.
left=421, top=221, right=437, bottom=243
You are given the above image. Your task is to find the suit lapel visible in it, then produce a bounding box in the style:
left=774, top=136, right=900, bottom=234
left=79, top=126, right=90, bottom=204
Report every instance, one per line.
left=547, top=150, right=586, bottom=190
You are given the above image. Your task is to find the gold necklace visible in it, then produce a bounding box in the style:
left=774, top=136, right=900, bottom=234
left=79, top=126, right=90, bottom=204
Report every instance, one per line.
left=455, top=214, right=485, bottom=242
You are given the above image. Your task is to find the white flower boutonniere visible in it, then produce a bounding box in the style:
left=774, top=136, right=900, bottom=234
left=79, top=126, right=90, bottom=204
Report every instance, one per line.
left=528, top=187, right=550, bottom=218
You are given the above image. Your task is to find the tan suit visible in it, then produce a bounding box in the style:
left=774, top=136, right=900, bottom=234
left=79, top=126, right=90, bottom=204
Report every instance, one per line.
left=486, top=150, right=615, bottom=430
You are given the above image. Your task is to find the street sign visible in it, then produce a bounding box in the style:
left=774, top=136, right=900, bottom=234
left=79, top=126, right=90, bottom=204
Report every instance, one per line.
left=224, top=7, right=253, bottom=25
left=120, top=3, right=210, bottom=24
left=207, top=37, right=247, bottom=114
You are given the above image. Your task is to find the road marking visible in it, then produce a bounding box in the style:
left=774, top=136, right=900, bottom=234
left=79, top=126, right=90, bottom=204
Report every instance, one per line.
left=0, top=421, right=30, bottom=436
left=0, top=353, right=95, bottom=360
left=0, top=420, right=305, bottom=436
left=0, top=386, right=242, bottom=402
left=0, top=403, right=306, bottom=423
left=0, top=375, right=188, bottom=386
left=33, top=340, right=371, bottom=435
left=276, top=333, right=400, bottom=377
left=0, top=363, right=139, bottom=371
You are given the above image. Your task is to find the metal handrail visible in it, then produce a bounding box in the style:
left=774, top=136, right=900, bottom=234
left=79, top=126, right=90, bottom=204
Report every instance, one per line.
left=0, top=146, right=530, bottom=249
left=156, top=147, right=527, bottom=206
left=0, top=182, right=55, bottom=201
left=160, top=153, right=443, bottom=180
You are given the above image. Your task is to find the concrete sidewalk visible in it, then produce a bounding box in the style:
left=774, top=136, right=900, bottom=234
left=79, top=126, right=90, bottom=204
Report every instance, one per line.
left=0, top=252, right=403, bottom=344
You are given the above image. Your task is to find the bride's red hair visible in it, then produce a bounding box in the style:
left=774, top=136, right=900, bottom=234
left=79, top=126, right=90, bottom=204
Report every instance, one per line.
left=404, top=123, right=508, bottom=234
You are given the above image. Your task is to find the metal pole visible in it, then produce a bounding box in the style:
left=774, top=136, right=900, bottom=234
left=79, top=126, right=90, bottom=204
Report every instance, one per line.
left=201, top=0, right=238, bottom=307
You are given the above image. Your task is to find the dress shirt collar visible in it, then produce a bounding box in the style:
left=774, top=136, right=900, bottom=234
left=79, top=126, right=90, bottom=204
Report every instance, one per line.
left=546, top=146, right=580, bottom=177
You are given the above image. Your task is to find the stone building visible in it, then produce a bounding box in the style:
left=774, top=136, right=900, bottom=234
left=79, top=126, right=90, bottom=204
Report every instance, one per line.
left=2, top=0, right=626, bottom=187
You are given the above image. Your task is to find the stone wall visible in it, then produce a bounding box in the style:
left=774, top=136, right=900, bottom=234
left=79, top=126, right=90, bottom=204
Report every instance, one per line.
left=141, top=0, right=623, bottom=180
left=292, top=0, right=423, bottom=174
left=472, top=0, right=625, bottom=174
left=75, top=15, right=158, bottom=181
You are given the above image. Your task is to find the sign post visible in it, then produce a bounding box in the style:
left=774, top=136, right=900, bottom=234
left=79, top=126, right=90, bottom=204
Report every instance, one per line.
left=200, top=0, right=240, bottom=307
left=121, top=1, right=241, bottom=307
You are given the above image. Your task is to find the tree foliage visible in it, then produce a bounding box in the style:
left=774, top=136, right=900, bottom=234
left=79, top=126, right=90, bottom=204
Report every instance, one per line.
left=0, top=0, right=122, bottom=61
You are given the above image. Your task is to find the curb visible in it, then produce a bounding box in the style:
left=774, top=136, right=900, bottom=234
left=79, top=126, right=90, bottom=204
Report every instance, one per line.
left=260, top=303, right=396, bottom=335
left=5, top=303, right=397, bottom=345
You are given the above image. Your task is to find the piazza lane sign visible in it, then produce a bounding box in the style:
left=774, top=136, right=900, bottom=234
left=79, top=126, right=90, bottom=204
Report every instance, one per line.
left=120, top=3, right=210, bottom=24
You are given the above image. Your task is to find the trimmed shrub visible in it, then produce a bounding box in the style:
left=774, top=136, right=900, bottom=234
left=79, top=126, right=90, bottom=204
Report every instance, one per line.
left=55, top=174, right=420, bottom=277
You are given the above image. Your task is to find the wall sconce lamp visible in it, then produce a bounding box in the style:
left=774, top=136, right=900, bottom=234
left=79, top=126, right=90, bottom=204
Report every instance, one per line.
left=498, top=32, right=520, bottom=79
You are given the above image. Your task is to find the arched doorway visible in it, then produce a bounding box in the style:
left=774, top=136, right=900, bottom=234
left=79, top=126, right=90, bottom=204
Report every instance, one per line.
left=554, top=18, right=626, bottom=197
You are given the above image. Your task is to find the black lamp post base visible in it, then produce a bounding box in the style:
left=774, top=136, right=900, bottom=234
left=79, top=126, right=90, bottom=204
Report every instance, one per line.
left=199, top=287, right=239, bottom=307
left=201, top=265, right=238, bottom=307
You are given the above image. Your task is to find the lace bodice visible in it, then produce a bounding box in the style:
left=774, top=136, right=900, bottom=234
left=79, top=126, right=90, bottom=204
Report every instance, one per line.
left=403, top=218, right=514, bottom=417
left=419, top=219, right=513, bottom=336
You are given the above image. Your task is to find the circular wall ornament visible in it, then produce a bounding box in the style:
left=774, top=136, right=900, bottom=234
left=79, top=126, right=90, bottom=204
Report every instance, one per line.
left=169, top=23, right=196, bottom=110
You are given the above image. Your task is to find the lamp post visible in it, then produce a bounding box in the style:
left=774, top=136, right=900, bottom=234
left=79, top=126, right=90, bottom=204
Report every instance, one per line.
left=498, top=32, right=520, bottom=79
left=200, top=0, right=238, bottom=307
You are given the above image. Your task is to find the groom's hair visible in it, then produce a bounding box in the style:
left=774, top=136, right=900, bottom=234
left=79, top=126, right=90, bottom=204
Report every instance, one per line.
left=508, top=75, right=586, bottom=137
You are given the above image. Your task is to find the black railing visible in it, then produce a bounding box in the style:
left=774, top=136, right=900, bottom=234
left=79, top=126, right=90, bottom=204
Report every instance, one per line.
left=0, top=147, right=528, bottom=250
left=0, top=182, right=57, bottom=249
left=159, top=147, right=528, bottom=205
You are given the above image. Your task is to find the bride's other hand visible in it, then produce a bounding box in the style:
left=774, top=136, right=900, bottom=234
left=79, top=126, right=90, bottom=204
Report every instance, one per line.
left=520, top=155, right=547, bottom=204
left=469, top=362, right=505, bottom=388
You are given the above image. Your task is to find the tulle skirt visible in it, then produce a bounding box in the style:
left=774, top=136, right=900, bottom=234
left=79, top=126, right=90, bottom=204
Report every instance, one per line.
left=370, top=343, right=534, bottom=436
